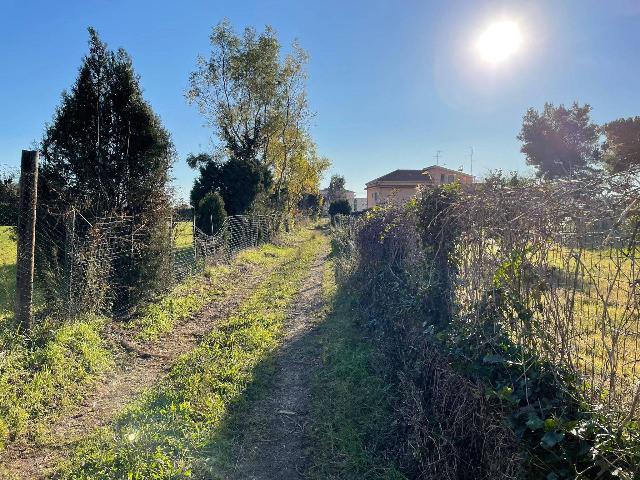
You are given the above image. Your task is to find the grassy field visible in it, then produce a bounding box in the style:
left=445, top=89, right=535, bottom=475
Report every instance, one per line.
left=0, top=226, right=16, bottom=319
left=56, top=227, right=326, bottom=479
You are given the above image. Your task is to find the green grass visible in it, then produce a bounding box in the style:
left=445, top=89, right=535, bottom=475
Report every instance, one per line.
left=0, top=224, right=304, bottom=458
left=173, top=221, right=193, bottom=250
left=0, top=226, right=17, bottom=318
left=128, top=239, right=296, bottom=340
left=0, top=228, right=114, bottom=453
left=56, top=227, right=325, bottom=479
left=0, top=315, right=113, bottom=450
left=305, top=258, right=406, bottom=480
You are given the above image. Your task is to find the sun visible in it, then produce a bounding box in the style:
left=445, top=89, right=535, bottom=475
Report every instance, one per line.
left=476, top=20, right=522, bottom=64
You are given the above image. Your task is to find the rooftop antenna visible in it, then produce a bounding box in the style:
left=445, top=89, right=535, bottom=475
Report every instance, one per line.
left=434, top=150, right=442, bottom=166
left=468, top=147, right=474, bottom=179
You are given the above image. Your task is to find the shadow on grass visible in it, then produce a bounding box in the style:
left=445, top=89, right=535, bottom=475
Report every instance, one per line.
left=192, top=320, right=325, bottom=479
left=192, top=281, right=404, bottom=480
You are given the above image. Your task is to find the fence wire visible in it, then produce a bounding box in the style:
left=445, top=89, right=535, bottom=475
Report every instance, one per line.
left=2, top=158, right=284, bottom=323
left=0, top=164, right=20, bottom=322
left=446, top=173, right=640, bottom=417
left=338, top=170, right=640, bottom=420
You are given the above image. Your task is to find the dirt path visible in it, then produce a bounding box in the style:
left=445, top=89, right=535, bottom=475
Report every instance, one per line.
left=217, top=251, right=327, bottom=479
left=0, top=262, right=269, bottom=480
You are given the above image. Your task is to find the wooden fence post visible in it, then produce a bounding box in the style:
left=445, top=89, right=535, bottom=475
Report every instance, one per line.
left=64, top=208, right=76, bottom=314
left=16, top=150, right=38, bottom=330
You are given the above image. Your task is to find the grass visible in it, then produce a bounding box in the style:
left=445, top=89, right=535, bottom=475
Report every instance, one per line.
left=0, top=224, right=305, bottom=457
left=305, top=258, right=406, bottom=480
left=173, top=221, right=194, bottom=249
left=55, top=226, right=325, bottom=479
left=0, top=315, right=112, bottom=450
left=0, top=228, right=113, bottom=453
left=128, top=240, right=294, bottom=340
left=0, top=226, right=16, bottom=319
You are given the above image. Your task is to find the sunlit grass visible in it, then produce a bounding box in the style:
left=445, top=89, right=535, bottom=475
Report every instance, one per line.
left=56, top=226, right=326, bottom=479
left=0, top=226, right=16, bottom=319
left=129, top=236, right=302, bottom=340
left=173, top=221, right=193, bottom=249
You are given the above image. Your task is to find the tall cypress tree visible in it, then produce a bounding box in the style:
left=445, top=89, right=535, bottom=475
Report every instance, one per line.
left=39, top=28, right=174, bottom=314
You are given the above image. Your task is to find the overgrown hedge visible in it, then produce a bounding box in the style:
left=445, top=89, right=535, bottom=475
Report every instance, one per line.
left=331, top=183, right=639, bottom=479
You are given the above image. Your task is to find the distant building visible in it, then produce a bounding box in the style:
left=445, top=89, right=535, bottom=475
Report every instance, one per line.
left=353, top=197, right=368, bottom=212
left=319, top=188, right=356, bottom=212
left=366, top=165, right=473, bottom=207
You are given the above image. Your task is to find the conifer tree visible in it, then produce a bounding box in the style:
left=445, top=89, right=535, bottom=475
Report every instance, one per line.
left=39, top=28, right=174, bottom=313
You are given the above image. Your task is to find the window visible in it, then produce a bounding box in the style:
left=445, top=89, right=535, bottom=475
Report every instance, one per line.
left=448, top=174, right=455, bottom=183
left=374, top=191, right=379, bottom=202
left=440, top=173, right=445, bottom=183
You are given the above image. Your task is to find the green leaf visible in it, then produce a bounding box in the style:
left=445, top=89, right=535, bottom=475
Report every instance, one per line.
left=526, top=414, right=545, bottom=431
left=544, top=417, right=557, bottom=431
left=540, top=431, right=565, bottom=449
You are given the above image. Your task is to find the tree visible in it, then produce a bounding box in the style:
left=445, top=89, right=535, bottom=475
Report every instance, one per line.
left=189, top=153, right=272, bottom=216
left=601, top=117, right=640, bottom=173
left=517, top=103, right=599, bottom=178
left=327, top=175, right=347, bottom=203
left=272, top=135, right=330, bottom=215
left=328, top=199, right=352, bottom=217
left=187, top=21, right=278, bottom=213
left=0, top=173, right=18, bottom=226
left=196, top=191, right=226, bottom=235
left=299, top=192, right=322, bottom=218
left=40, top=28, right=174, bottom=313
left=187, top=20, right=329, bottom=217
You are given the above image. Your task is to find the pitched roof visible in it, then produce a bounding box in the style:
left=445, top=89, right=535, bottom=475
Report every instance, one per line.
left=367, top=169, right=427, bottom=184
left=423, top=165, right=473, bottom=177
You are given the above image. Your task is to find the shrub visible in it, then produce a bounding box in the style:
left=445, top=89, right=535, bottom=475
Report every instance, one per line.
left=328, top=199, right=351, bottom=217
left=196, top=191, right=227, bottom=235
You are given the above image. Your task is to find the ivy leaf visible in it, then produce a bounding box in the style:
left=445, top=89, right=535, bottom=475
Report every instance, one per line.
left=483, top=353, right=506, bottom=364
left=540, top=431, right=565, bottom=449
left=526, top=414, right=545, bottom=431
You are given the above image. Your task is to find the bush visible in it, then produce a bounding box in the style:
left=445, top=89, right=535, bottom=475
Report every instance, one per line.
left=328, top=199, right=351, bottom=217
left=196, top=191, right=227, bottom=235
left=332, top=182, right=640, bottom=479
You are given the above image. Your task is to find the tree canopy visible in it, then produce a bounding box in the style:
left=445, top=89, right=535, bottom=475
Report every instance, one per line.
left=601, top=116, right=640, bottom=173
left=40, top=28, right=174, bottom=311
left=328, top=199, right=352, bottom=217
left=187, top=20, right=328, bottom=218
left=196, top=191, right=226, bottom=235
left=517, top=103, right=599, bottom=178
left=189, top=153, right=272, bottom=216
left=327, top=175, right=347, bottom=203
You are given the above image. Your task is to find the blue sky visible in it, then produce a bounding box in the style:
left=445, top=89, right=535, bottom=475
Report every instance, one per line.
left=2, top=0, right=640, bottom=199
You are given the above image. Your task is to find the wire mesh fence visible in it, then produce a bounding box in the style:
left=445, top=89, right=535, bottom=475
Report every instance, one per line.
left=3, top=157, right=285, bottom=324
left=336, top=171, right=640, bottom=420
left=446, top=173, right=640, bottom=417
left=0, top=164, right=20, bottom=322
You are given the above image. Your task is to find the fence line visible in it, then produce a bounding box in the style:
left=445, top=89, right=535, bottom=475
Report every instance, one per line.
left=0, top=154, right=286, bottom=325
left=336, top=171, right=640, bottom=420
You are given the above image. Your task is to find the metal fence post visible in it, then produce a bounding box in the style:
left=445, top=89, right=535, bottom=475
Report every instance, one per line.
left=16, top=150, right=38, bottom=330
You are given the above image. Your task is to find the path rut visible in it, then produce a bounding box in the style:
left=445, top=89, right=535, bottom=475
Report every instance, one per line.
left=0, top=262, right=267, bottom=480
left=213, top=250, right=328, bottom=479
